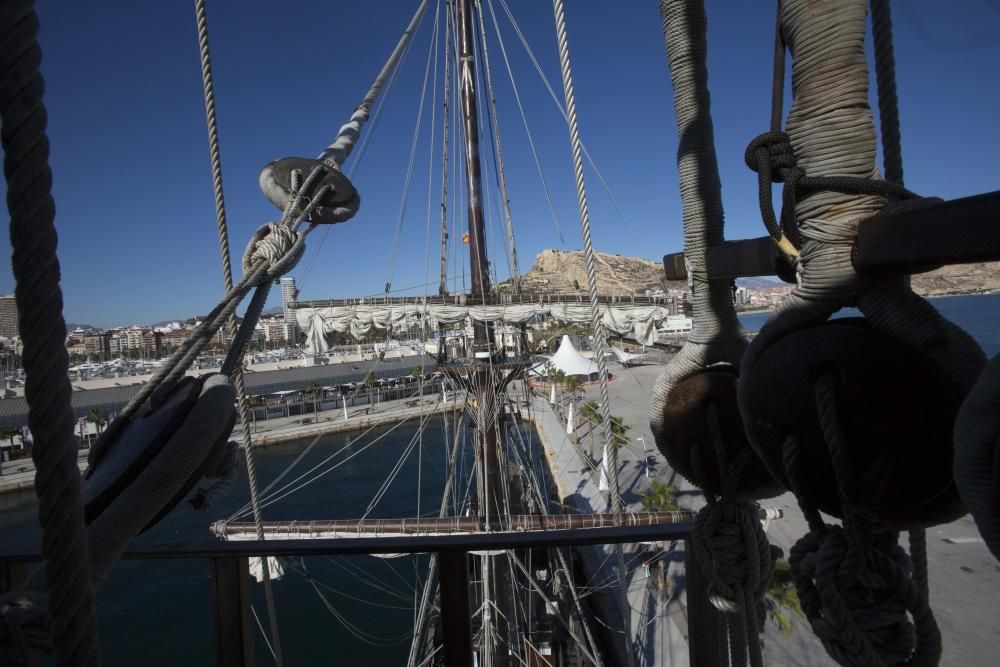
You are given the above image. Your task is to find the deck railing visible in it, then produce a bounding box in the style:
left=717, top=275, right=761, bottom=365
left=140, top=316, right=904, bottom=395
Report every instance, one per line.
left=0, top=521, right=723, bottom=667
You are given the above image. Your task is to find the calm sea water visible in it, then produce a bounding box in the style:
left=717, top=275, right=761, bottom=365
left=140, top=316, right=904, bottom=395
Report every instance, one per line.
left=0, top=417, right=543, bottom=665
left=1, top=294, right=996, bottom=663
left=738, top=292, right=1000, bottom=357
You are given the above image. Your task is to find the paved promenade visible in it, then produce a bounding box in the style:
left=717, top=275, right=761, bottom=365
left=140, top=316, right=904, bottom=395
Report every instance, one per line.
left=525, top=360, right=1000, bottom=666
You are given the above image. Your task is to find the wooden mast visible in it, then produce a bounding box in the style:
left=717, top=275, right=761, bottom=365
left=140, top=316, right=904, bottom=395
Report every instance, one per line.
left=455, top=0, right=510, bottom=661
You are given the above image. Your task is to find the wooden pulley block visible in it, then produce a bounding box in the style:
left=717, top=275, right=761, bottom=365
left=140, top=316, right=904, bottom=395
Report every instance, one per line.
left=84, top=374, right=236, bottom=533
left=259, top=156, right=359, bottom=224
left=741, top=318, right=965, bottom=529
left=657, top=367, right=784, bottom=500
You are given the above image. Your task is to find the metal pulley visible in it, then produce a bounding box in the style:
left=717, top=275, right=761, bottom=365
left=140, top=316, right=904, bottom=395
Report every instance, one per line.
left=259, top=157, right=360, bottom=224
left=655, top=366, right=784, bottom=501
left=84, top=374, right=237, bottom=533
left=740, top=318, right=966, bottom=529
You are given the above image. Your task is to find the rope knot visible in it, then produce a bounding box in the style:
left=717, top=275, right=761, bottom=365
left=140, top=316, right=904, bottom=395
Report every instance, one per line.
left=789, top=527, right=940, bottom=666
left=0, top=591, right=53, bottom=666
left=692, top=499, right=773, bottom=613
left=241, top=223, right=303, bottom=277
left=744, top=131, right=800, bottom=183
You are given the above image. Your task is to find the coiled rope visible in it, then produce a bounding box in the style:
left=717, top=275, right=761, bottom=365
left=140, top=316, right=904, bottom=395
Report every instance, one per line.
left=550, top=1, right=634, bottom=663
left=0, top=1, right=99, bottom=663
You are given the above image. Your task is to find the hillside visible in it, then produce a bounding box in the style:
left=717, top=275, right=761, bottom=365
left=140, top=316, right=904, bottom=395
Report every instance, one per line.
left=512, top=249, right=1000, bottom=298
left=511, top=249, right=685, bottom=295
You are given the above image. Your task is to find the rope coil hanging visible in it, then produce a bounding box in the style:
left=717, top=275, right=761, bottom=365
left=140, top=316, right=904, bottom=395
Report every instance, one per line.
left=737, top=1, right=986, bottom=664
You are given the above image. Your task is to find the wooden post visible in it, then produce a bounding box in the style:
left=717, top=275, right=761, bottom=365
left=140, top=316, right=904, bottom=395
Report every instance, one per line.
left=684, top=538, right=723, bottom=666
left=439, top=551, right=474, bottom=666
left=211, top=556, right=255, bottom=667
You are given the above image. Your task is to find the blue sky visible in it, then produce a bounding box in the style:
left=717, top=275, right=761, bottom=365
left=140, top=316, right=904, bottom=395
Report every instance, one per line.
left=2, top=0, right=997, bottom=327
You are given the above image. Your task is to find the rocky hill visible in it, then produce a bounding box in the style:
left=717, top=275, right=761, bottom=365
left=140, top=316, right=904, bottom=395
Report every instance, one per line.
left=511, top=248, right=1000, bottom=298
left=911, top=261, right=1000, bottom=296
left=510, top=249, right=684, bottom=295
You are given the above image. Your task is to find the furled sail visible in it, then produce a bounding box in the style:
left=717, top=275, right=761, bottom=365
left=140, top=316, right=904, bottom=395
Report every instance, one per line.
left=296, top=302, right=673, bottom=353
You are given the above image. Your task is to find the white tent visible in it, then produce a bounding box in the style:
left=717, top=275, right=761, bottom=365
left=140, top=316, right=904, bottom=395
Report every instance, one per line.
left=533, top=335, right=600, bottom=379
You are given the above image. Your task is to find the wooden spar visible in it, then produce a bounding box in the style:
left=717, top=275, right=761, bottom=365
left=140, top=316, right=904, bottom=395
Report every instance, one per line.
left=212, top=509, right=784, bottom=540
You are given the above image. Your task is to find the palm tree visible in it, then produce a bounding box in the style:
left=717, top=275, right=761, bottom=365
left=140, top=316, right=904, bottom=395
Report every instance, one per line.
left=0, top=427, right=18, bottom=476
left=638, top=479, right=679, bottom=512
left=86, top=409, right=107, bottom=440
left=563, top=374, right=583, bottom=435
left=246, top=395, right=264, bottom=432
left=638, top=479, right=680, bottom=593
left=761, top=558, right=804, bottom=639
left=364, top=371, right=376, bottom=411
left=609, top=415, right=630, bottom=449
left=411, top=364, right=424, bottom=404
left=305, top=381, right=322, bottom=419
left=578, top=400, right=601, bottom=458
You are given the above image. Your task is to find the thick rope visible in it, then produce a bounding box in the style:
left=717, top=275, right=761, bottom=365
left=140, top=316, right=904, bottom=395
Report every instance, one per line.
left=649, top=0, right=747, bottom=452
left=0, top=2, right=99, bottom=664
left=870, top=0, right=902, bottom=187
left=550, top=2, right=634, bottom=664
left=193, top=2, right=285, bottom=662
left=688, top=406, right=772, bottom=667
left=735, top=3, right=976, bottom=664
left=652, top=5, right=763, bottom=660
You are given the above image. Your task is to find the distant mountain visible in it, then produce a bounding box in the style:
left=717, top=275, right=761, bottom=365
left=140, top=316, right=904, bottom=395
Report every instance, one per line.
left=510, top=249, right=682, bottom=295
left=65, top=322, right=97, bottom=331
left=735, top=277, right=785, bottom=290
left=516, top=249, right=1000, bottom=298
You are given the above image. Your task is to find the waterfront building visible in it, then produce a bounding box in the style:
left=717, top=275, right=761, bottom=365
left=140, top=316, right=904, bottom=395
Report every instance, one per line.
left=280, top=277, right=299, bottom=344
left=0, top=295, right=17, bottom=339
left=83, top=333, right=111, bottom=360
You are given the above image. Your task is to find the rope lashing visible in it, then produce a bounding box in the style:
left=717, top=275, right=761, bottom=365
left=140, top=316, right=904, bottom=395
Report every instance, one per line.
left=241, top=222, right=301, bottom=275
left=0, top=2, right=100, bottom=664
left=684, top=400, right=775, bottom=667
left=744, top=130, right=918, bottom=261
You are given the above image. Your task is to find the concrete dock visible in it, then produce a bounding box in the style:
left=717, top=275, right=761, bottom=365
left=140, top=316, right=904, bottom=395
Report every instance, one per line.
left=525, top=360, right=1000, bottom=666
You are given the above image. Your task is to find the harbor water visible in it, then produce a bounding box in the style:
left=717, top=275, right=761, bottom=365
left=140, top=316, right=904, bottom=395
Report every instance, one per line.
left=0, top=415, right=551, bottom=665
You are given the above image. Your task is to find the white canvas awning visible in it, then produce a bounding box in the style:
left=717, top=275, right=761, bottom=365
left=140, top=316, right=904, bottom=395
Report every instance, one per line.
left=533, top=335, right=600, bottom=378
